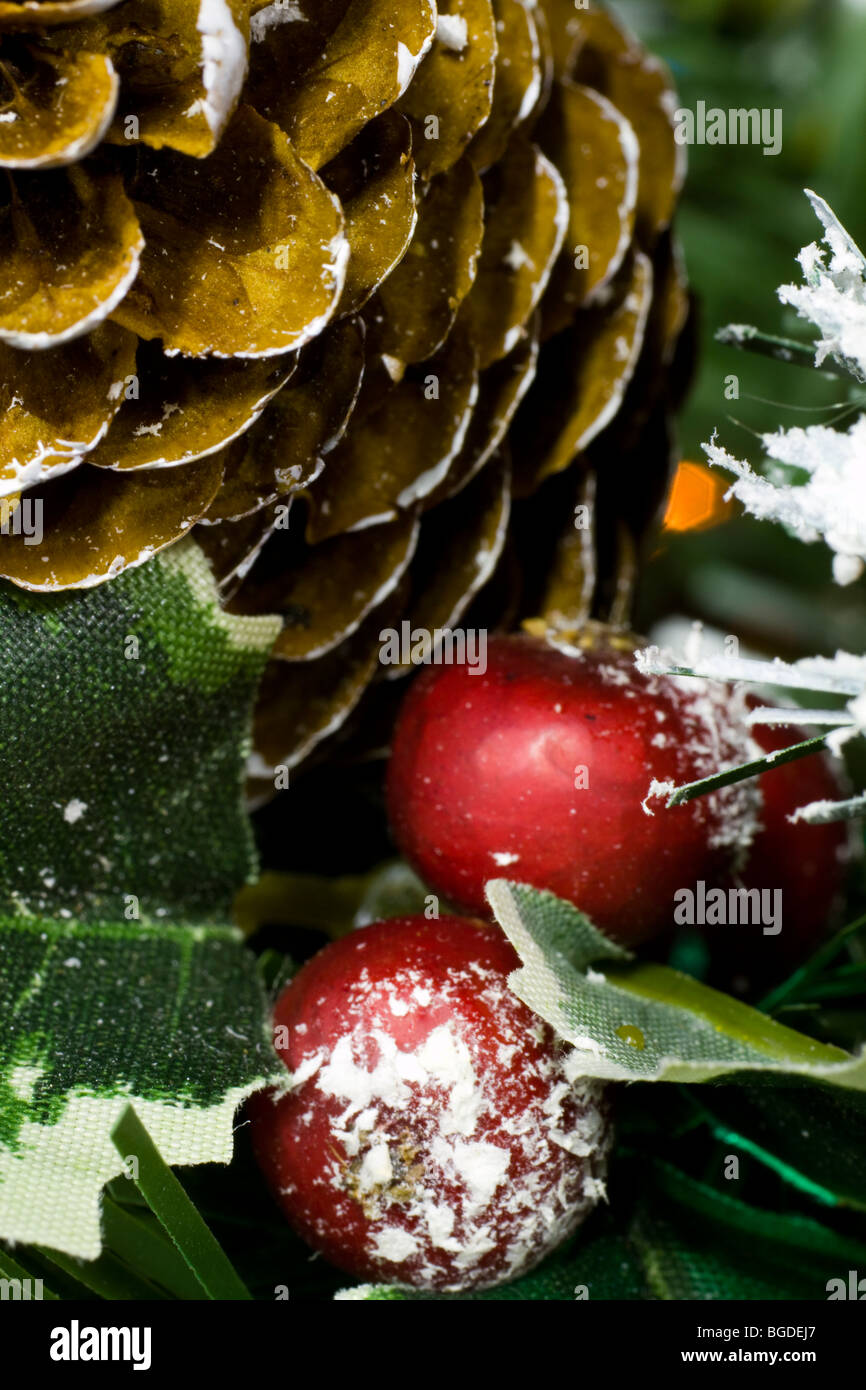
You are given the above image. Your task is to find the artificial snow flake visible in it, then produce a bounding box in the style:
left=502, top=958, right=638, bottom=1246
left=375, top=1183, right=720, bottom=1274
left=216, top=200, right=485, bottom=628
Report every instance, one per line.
left=788, top=793, right=866, bottom=825
left=706, top=191, right=866, bottom=585
left=635, top=624, right=866, bottom=823
left=704, top=418, right=866, bottom=586
left=636, top=639, right=866, bottom=702
left=778, top=191, right=866, bottom=382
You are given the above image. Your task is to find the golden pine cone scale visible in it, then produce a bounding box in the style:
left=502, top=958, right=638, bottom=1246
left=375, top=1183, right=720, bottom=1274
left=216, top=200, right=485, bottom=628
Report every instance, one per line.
left=0, top=0, right=689, bottom=775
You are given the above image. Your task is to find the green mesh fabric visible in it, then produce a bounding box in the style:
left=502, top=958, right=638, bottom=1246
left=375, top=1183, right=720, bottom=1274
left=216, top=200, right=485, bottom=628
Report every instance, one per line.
left=0, top=541, right=281, bottom=1259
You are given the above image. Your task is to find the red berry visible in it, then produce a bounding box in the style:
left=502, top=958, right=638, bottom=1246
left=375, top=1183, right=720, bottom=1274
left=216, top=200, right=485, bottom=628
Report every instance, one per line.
left=249, top=917, right=611, bottom=1292
left=713, top=707, right=851, bottom=975
left=386, top=633, right=756, bottom=944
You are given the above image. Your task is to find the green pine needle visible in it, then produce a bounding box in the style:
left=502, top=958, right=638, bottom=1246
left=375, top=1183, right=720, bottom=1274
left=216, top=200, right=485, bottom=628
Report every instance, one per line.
left=110, top=1105, right=252, bottom=1301
left=760, top=913, right=866, bottom=1014
left=34, top=1244, right=165, bottom=1302
left=716, top=323, right=834, bottom=373
left=101, top=1197, right=210, bottom=1301
left=715, top=322, right=866, bottom=390
left=0, top=1245, right=59, bottom=1300
left=664, top=735, right=829, bottom=807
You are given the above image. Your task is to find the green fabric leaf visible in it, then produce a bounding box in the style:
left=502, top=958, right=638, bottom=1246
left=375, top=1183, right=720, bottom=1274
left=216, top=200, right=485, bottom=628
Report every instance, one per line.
left=0, top=541, right=281, bottom=1259
left=0, top=542, right=279, bottom=926
left=486, top=880, right=866, bottom=1088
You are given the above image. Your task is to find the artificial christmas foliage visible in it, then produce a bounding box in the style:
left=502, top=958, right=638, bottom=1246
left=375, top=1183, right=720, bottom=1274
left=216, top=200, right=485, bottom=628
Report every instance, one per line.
left=482, top=880, right=866, bottom=1089
left=636, top=195, right=866, bottom=825
left=1, top=1, right=865, bottom=1311
left=0, top=539, right=281, bottom=1257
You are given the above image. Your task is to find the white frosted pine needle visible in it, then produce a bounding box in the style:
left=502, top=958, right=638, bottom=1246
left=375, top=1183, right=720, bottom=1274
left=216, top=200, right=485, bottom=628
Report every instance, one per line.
left=779, top=190, right=866, bottom=383
left=646, top=195, right=866, bottom=819
left=705, top=191, right=866, bottom=586
left=788, top=793, right=866, bottom=825
left=704, top=419, right=866, bottom=586
left=635, top=624, right=866, bottom=823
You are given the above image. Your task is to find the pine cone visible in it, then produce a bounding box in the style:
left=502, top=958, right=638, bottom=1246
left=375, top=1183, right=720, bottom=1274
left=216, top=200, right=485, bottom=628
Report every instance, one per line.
left=0, top=1, right=689, bottom=776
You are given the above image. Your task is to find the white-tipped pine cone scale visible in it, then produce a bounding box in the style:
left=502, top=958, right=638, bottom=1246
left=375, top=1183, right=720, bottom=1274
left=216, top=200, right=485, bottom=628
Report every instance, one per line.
left=0, top=0, right=689, bottom=772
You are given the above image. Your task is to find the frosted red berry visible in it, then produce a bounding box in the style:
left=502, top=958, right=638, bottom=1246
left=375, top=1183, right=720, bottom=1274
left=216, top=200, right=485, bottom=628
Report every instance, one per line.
left=248, top=916, right=611, bottom=1292
left=386, top=633, right=756, bottom=944
left=713, top=708, right=851, bottom=974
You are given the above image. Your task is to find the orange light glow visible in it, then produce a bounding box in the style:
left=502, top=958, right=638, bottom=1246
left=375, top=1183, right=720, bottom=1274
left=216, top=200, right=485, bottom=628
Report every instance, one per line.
left=663, top=460, right=734, bottom=533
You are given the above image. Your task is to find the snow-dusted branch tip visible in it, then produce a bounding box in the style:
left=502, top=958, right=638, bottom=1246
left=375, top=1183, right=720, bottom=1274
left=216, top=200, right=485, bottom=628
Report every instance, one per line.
left=706, top=191, right=866, bottom=586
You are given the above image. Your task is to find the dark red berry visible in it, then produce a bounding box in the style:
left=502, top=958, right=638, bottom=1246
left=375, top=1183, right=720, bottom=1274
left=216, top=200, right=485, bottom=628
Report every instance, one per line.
left=710, top=707, right=852, bottom=979
left=386, top=633, right=756, bottom=944
left=249, top=916, right=611, bottom=1292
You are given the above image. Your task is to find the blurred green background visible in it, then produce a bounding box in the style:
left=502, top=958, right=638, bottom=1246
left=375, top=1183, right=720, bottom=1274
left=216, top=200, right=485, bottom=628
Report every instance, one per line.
left=616, top=0, right=866, bottom=669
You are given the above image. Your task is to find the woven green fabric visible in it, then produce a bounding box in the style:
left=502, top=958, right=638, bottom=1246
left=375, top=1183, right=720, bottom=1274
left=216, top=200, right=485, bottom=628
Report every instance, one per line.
left=0, top=541, right=281, bottom=1259
left=487, top=880, right=866, bottom=1087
